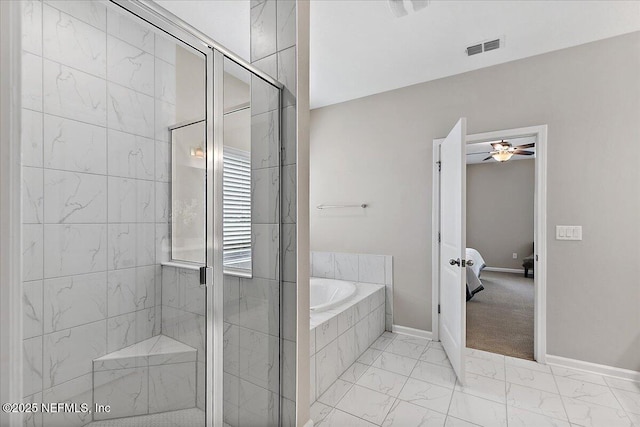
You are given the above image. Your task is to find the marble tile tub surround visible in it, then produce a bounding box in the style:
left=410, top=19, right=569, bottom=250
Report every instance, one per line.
left=311, top=283, right=386, bottom=403
left=312, top=332, right=640, bottom=427
left=20, top=1, right=175, bottom=423
left=311, top=251, right=393, bottom=330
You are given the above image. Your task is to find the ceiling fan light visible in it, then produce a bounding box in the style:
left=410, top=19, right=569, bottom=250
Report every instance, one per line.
left=492, top=151, right=514, bottom=162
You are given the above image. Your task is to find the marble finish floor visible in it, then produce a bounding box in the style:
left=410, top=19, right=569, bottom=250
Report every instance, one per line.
left=312, top=332, right=640, bottom=427
left=87, top=408, right=204, bottom=426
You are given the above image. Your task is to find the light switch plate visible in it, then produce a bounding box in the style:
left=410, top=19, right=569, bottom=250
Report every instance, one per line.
left=556, top=225, right=582, bottom=240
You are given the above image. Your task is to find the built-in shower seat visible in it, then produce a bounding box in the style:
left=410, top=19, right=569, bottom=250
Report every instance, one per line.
left=92, top=335, right=197, bottom=421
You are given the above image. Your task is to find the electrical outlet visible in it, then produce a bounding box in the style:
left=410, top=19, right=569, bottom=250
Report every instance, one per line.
left=512, top=253, right=517, bottom=259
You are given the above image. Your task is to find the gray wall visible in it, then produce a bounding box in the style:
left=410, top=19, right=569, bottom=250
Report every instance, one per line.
left=467, top=159, right=534, bottom=270
left=310, top=32, right=640, bottom=371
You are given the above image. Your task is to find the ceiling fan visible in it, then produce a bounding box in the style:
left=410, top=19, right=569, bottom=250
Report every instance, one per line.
left=482, top=140, right=535, bottom=162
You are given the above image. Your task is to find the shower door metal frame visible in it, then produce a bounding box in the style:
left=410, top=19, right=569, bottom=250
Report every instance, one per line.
left=108, top=2, right=284, bottom=426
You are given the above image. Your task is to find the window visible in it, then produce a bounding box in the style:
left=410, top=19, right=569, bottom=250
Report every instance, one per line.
left=223, top=147, right=252, bottom=271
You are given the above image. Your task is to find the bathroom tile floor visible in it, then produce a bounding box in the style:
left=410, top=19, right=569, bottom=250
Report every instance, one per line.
left=87, top=408, right=204, bottom=427
left=312, top=332, right=640, bottom=427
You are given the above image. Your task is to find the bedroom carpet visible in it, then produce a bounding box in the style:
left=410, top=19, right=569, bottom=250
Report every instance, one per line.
left=466, top=271, right=534, bottom=360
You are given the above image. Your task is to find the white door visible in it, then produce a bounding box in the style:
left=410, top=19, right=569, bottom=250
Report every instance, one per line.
left=439, top=118, right=467, bottom=384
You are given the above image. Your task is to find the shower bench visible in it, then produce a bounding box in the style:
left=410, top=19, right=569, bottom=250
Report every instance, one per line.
left=92, top=335, right=197, bottom=421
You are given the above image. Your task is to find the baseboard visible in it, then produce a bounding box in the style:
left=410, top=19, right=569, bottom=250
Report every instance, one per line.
left=392, top=325, right=433, bottom=340
left=484, top=267, right=525, bottom=274
left=303, top=419, right=314, bottom=427
left=546, top=354, right=640, bottom=382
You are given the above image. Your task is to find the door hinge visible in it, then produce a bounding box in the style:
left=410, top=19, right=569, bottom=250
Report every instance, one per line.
left=438, top=232, right=441, bottom=243
left=438, top=304, right=441, bottom=314
left=436, top=161, right=441, bottom=172
left=199, top=266, right=212, bottom=285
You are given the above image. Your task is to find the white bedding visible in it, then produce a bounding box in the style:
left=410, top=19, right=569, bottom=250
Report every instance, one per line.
left=466, top=248, right=486, bottom=294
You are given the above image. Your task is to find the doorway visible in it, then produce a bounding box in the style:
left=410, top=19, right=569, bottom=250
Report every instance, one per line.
left=431, top=124, right=548, bottom=369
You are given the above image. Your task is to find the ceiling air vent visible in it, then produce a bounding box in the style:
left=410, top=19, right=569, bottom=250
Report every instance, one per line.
left=466, top=37, right=503, bottom=56
left=483, top=39, right=500, bottom=52
left=466, top=44, right=483, bottom=56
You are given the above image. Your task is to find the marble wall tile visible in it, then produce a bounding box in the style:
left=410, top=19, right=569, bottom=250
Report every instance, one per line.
left=310, top=327, right=316, bottom=354
left=22, top=109, right=44, bottom=167
left=154, top=34, right=176, bottom=65
left=107, top=83, right=154, bottom=138
left=161, top=306, right=205, bottom=360
left=44, top=170, right=107, bottom=223
left=178, top=269, right=205, bottom=316
left=107, top=177, right=155, bottom=223
left=335, top=253, right=359, bottom=282
left=224, top=373, right=240, bottom=426
left=107, top=35, right=154, bottom=96
left=22, top=1, right=42, bottom=56
left=22, top=53, right=43, bottom=112
left=46, top=0, right=107, bottom=31
left=312, top=252, right=334, bottom=279
left=107, top=223, right=155, bottom=270
left=23, top=336, right=43, bottom=397
left=42, top=373, right=93, bottom=427
left=316, top=316, right=337, bottom=351
left=282, top=164, right=297, bottom=224
left=155, top=182, right=170, bottom=222
left=282, top=281, right=297, bottom=342
left=282, top=339, right=296, bottom=401
left=252, top=223, right=280, bottom=280
left=107, top=266, right=156, bottom=317
left=281, top=105, right=297, bottom=167
left=197, top=361, right=205, bottom=410
left=310, top=354, right=317, bottom=402
left=277, top=46, right=296, bottom=107
left=355, top=316, right=370, bottom=357
left=107, top=129, right=155, bottom=180
left=148, top=362, right=196, bottom=413
left=239, top=328, right=279, bottom=392
left=43, top=4, right=106, bottom=78
left=44, top=114, right=107, bottom=174
left=155, top=57, right=176, bottom=104
left=224, top=275, right=241, bottom=325
left=276, top=0, right=296, bottom=51
left=337, top=327, right=357, bottom=373
left=23, top=224, right=44, bottom=281
left=44, top=224, right=107, bottom=278
left=155, top=223, right=170, bottom=264
left=250, top=0, right=277, bottom=61
left=43, top=320, right=106, bottom=388
left=155, top=139, right=171, bottom=180
left=23, top=280, right=43, bottom=339
left=22, top=167, right=43, bottom=224
left=22, top=392, right=43, bottom=427
left=251, top=110, right=279, bottom=169
left=239, top=277, right=279, bottom=336
left=282, top=223, right=297, bottom=283
left=43, top=272, right=107, bottom=333
left=107, top=8, right=154, bottom=54
left=337, top=306, right=355, bottom=336
left=359, top=254, right=386, bottom=284
left=43, top=59, right=107, bottom=126
left=252, top=166, right=280, bottom=224
left=93, top=367, right=149, bottom=420
left=107, top=307, right=155, bottom=353
left=238, top=379, right=279, bottom=427
left=316, top=339, right=339, bottom=396
left=224, top=323, right=240, bottom=376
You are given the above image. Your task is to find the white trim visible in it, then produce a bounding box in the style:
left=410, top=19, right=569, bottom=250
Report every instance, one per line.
left=0, top=1, right=23, bottom=425
left=546, top=355, right=640, bottom=383
left=484, top=267, right=525, bottom=274
left=392, top=325, right=434, bottom=341
left=432, top=124, right=548, bottom=363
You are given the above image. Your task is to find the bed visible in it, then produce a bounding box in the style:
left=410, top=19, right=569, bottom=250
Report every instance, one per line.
left=466, top=248, right=486, bottom=301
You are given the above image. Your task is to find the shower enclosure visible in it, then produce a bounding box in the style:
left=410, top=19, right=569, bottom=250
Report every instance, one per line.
left=19, top=1, right=283, bottom=426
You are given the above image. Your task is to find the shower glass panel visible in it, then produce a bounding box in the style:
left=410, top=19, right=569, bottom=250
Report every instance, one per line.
left=222, top=57, right=282, bottom=426
left=20, top=1, right=208, bottom=426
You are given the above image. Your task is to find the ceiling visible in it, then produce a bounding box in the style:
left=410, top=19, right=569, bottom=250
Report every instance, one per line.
left=466, top=136, right=535, bottom=165
left=310, top=0, right=640, bottom=109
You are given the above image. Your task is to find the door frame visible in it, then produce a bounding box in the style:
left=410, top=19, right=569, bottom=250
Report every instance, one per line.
left=432, top=124, right=548, bottom=363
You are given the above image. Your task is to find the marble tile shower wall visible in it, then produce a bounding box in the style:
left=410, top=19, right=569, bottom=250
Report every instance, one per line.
left=311, top=252, right=394, bottom=330
left=245, top=1, right=297, bottom=426
left=20, top=1, right=174, bottom=425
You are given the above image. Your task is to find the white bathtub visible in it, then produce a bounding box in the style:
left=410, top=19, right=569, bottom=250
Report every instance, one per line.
left=310, top=277, right=357, bottom=312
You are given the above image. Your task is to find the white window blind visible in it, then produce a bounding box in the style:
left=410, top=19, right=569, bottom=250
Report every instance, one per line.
left=223, top=147, right=251, bottom=268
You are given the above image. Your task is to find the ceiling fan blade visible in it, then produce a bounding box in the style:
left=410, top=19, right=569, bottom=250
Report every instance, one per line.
left=516, top=142, right=536, bottom=149
left=513, top=150, right=535, bottom=155
left=482, top=155, right=494, bottom=161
